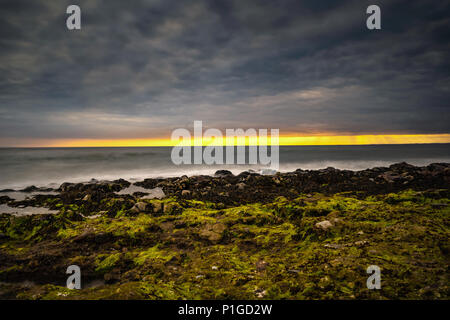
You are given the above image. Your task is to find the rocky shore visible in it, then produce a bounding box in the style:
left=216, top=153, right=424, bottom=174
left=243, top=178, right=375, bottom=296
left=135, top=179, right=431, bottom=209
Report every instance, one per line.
left=0, top=162, right=449, bottom=299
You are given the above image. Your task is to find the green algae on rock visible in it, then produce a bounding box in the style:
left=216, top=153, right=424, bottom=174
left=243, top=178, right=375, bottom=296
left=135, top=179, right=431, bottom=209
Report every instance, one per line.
left=0, top=163, right=449, bottom=300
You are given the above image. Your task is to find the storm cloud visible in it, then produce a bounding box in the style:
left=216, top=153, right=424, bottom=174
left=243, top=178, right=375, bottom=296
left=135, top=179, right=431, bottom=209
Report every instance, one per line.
left=0, top=0, right=449, bottom=144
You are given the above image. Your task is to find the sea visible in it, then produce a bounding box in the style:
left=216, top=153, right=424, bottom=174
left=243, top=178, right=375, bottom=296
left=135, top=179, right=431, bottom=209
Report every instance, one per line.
left=0, top=144, right=449, bottom=190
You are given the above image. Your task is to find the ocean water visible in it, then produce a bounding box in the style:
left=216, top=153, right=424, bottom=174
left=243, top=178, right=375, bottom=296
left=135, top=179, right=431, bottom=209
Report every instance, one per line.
left=0, top=144, right=449, bottom=190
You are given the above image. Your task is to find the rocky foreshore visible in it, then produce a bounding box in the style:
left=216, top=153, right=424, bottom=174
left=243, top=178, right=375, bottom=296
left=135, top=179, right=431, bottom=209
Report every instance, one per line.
left=0, top=162, right=449, bottom=299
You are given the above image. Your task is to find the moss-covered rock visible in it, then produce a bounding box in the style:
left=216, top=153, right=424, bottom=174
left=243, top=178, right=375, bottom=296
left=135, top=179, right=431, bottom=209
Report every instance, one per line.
left=0, top=187, right=448, bottom=300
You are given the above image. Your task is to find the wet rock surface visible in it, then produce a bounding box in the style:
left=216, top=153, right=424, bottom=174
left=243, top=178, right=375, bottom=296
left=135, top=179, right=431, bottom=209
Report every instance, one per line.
left=132, top=162, right=450, bottom=207
left=0, top=163, right=448, bottom=299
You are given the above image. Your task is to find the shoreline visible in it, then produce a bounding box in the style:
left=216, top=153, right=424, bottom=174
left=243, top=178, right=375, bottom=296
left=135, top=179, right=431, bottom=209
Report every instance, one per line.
left=1, top=161, right=449, bottom=193
left=1, top=143, right=450, bottom=191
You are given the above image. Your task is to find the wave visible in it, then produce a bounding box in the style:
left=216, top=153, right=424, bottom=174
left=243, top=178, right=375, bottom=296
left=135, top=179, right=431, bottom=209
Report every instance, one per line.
left=0, top=145, right=449, bottom=190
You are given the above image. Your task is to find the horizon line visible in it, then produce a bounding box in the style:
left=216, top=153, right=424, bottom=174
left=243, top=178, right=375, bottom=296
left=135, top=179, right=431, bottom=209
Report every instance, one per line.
left=1, top=133, right=450, bottom=148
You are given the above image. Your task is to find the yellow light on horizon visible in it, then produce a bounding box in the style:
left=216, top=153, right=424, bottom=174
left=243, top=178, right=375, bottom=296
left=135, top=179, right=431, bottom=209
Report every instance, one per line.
left=12, top=133, right=450, bottom=147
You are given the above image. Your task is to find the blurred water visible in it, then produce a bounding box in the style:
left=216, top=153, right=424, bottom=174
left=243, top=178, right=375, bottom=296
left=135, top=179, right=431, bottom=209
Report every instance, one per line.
left=0, top=144, right=449, bottom=189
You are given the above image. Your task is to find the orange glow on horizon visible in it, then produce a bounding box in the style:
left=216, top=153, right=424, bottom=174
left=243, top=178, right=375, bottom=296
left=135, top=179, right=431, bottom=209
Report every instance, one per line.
left=6, top=133, right=450, bottom=147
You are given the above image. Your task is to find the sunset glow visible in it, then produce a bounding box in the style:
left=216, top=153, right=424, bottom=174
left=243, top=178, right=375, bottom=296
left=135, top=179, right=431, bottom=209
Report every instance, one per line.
left=9, top=133, right=450, bottom=148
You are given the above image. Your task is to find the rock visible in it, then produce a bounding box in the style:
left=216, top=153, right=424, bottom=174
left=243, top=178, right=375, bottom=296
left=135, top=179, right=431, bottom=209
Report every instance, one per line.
left=181, top=190, right=191, bottom=196
left=85, top=214, right=101, bottom=219
left=427, top=163, right=450, bottom=175
left=255, top=289, right=267, bottom=298
left=94, top=232, right=114, bottom=244
left=130, top=206, right=140, bottom=214
left=261, top=168, right=277, bottom=175
left=378, top=171, right=401, bottom=183
left=73, top=228, right=95, bottom=242
left=140, top=187, right=166, bottom=200
left=332, top=218, right=343, bottom=224
left=389, top=162, right=416, bottom=171
left=255, top=260, right=268, bottom=271
left=211, top=266, right=218, bottom=271
left=163, top=202, right=179, bottom=214
left=315, top=220, right=333, bottom=231
left=130, top=201, right=147, bottom=213
left=160, top=222, right=174, bottom=232
left=214, top=170, right=233, bottom=177
left=152, top=202, right=163, bottom=213
left=21, top=185, right=38, bottom=192
left=238, top=170, right=260, bottom=179
left=198, top=223, right=226, bottom=242
left=237, top=182, right=246, bottom=190
left=324, top=243, right=343, bottom=249
left=319, top=276, right=331, bottom=288
left=82, top=194, right=91, bottom=201
left=104, top=268, right=121, bottom=283
left=59, top=182, right=74, bottom=192
left=354, top=240, right=369, bottom=247
left=136, top=202, right=147, bottom=211
left=0, top=196, right=11, bottom=204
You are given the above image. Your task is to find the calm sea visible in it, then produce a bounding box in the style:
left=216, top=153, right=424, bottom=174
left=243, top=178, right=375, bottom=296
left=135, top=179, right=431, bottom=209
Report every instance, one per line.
left=0, top=144, right=449, bottom=190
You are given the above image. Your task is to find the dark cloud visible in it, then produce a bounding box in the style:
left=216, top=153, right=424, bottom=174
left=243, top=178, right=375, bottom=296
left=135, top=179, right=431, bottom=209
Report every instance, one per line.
left=0, top=0, right=449, bottom=143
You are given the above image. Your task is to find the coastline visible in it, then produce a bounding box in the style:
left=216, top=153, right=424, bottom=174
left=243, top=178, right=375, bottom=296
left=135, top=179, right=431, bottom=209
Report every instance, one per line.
left=1, top=161, right=449, bottom=206
left=0, top=162, right=449, bottom=299
left=1, top=143, right=449, bottom=191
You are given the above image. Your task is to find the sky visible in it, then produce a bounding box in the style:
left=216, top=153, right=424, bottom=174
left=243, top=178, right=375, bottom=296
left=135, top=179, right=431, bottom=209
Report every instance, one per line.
left=0, top=0, right=449, bottom=147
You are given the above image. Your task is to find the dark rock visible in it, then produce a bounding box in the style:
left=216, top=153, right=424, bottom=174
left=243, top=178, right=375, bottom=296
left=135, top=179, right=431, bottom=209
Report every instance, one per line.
left=237, top=183, right=246, bottom=190
left=20, top=185, right=38, bottom=192
left=389, top=162, right=416, bottom=171
left=214, top=170, right=233, bottom=177
left=132, top=192, right=148, bottom=198
left=378, top=171, right=401, bottom=183
left=0, top=196, right=11, bottom=204
left=104, top=268, right=121, bottom=284
left=94, top=232, right=114, bottom=244
left=237, top=171, right=260, bottom=179
left=73, top=228, right=95, bottom=242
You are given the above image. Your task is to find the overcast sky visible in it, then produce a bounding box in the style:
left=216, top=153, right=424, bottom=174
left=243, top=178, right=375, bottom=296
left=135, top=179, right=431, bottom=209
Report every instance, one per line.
left=0, top=0, right=449, bottom=145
